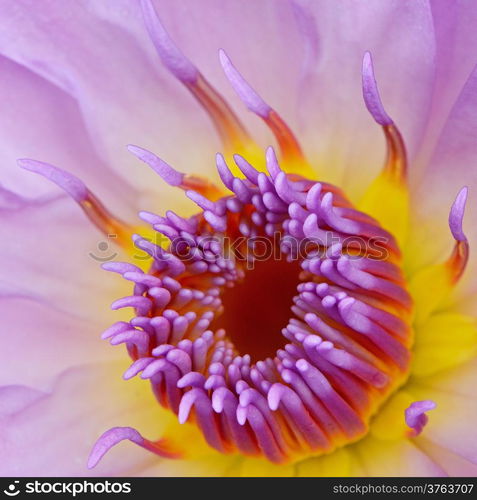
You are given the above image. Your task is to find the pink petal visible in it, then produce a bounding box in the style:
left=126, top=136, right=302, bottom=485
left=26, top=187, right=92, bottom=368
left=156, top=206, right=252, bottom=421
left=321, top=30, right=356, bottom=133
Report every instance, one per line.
left=136, top=455, right=239, bottom=477
left=422, top=61, right=477, bottom=187
left=354, top=437, right=447, bottom=477
left=0, top=192, right=130, bottom=386
left=0, top=385, right=45, bottom=417
left=416, top=438, right=477, bottom=477
left=409, top=360, right=477, bottom=465
left=0, top=191, right=128, bottom=315
left=86, top=0, right=306, bottom=143
left=291, top=0, right=437, bottom=193
left=415, top=1, right=477, bottom=176
left=0, top=1, right=231, bottom=192
left=0, top=296, right=121, bottom=388
left=0, top=362, right=169, bottom=476
left=0, top=55, right=136, bottom=219
left=404, top=5, right=477, bottom=284
left=410, top=63, right=477, bottom=282
left=408, top=5, right=477, bottom=300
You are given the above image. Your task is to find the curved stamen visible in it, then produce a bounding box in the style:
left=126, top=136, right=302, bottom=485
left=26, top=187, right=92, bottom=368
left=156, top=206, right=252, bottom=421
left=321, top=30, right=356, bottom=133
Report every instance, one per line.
left=409, top=186, right=471, bottom=326
left=18, top=159, right=132, bottom=244
left=87, top=426, right=182, bottom=469
left=140, top=0, right=250, bottom=153
left=447, top=186, right=469, bottom=283
left=405, top=400, right=436, bottom=437
left=140, top=0, right=196, bottom=84
left=127, top=145, right=223, bottom=199
left=361, top=52, right=392, bottom=127
left=362, top=52, right=407, bottom=183
left=219, top=49, right=306, bottom=166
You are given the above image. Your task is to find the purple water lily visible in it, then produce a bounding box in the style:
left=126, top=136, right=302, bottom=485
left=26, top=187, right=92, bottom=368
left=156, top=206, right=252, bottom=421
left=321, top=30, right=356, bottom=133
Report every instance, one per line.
left=1, top=0, right=477, bottom=477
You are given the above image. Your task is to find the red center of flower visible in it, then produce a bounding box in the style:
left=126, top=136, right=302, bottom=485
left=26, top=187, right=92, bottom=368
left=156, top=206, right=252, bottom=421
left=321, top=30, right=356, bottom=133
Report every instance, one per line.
left=213, top=256, right=301, bottom=362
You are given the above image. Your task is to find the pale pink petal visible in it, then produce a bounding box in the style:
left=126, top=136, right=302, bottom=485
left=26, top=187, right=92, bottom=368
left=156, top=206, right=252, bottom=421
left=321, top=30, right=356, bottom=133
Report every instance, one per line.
left=0, top=297, right=121, bottom=388
left=0, top=0, right=228, bottom=195
left=0, top=0, right=448, bottom=199
left=0, top=385, right=45, bottom=417
left=0, top=55, right=136, bottom=219
left=416, top=438, right=477, bottom=476
left=81, top=0, right=306, bottom=148
left=0, top=362, right=170, bottom=476
left=290, top=0, right=436, bottom=194
left=409, top=64, right=477, bottom=284
left=0, top=191, right=132, bottom=387
left=414, top=1, right=477, bottom=177
left=0, top=191, right=129, bottom=315
left=408, top=360, right=477, bottom=465
left=135, top=456, right=240, bottom=477
left=354, top=437, right=447, bottom=477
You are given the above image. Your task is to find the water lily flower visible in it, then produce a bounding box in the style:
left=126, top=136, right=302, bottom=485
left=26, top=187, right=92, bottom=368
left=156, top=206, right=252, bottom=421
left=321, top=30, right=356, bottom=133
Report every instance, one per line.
left=1, top=0, right=477, bottom=477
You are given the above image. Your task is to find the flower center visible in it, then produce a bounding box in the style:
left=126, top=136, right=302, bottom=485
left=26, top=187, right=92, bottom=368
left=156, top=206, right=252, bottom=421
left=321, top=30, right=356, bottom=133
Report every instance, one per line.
left=212, top=256, right=300, bottom=362
left=102, top=149, right=413, bottom=463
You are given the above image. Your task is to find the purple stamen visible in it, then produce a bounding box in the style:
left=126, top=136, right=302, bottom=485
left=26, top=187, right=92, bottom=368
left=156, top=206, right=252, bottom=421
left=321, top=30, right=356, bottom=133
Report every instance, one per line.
left=449, top=186, right=468, bottom=242
left=18, top=159, right=88, bottom=201
left=234, top=154, right=260, bottom=184
left=215, top=153, right=234, bottom=190
left=123, top=357, right=155, bottom=380
left=186, top=190, right=218, bottom=213
left=266, top=146, right=282, bottom=179
left=405, top=400, right=437, bottom=436
left=88, top=426, right=180, bottom=469
left=219, top=49, right=271, bottom=118
left=127, top=145, right=184, bottom=187
left=88, top=427, right=146, bottom=469
left=361, top=52, right=393, bottom=126
left=101, top=262, right=142, bottom=275
left=101, top=321, right=131, bottom=341
left=140, top=0, right=198, bottom=84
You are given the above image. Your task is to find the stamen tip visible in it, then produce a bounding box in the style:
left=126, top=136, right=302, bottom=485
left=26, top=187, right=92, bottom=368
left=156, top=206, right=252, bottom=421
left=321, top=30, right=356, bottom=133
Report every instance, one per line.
left=405, top=400, right=436, bottom=436
left=219, top=48, right=270, bottom=118
left=127, top=145, right=184, bottom=187
left=17, top=158, right=88, bottom=202
left=362, top=51, right=393, bottom=126
left=266, top=145, right=277, bottom=161
left=266, top=146, right=282, bottom=177
left=140, top=0, right=198, bottom=84
left=449, top=186, right=468, bottom=242
left=87, top=426, right=142, bottom=469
